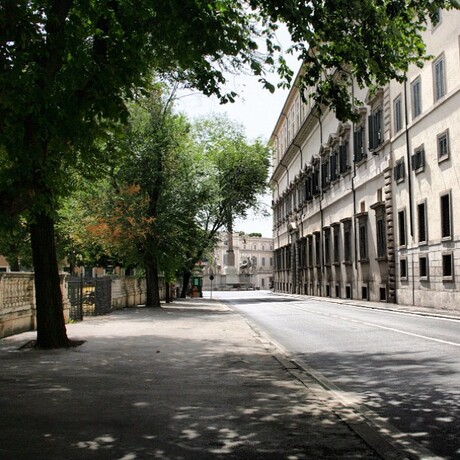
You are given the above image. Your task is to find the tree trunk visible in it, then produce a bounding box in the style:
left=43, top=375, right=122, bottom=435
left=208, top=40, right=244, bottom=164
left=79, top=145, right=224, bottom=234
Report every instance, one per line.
left=30, top=211, right=69, bottom=348
left=165, top=281, right=171, bottom=303
left=180, top=269, right=192, bottom=298
left=9, top=257, right=20, bottom=272
left=145, top=264, right=161, bottom=307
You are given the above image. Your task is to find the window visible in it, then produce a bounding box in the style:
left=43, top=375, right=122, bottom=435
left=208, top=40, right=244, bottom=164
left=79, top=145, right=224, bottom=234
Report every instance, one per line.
left=262, top=257, right=266, bottom=266
left=394, top=158, right=405, bottom=183
left=442, top=253, right=454, bottom=280
left=307, top=235, right=313, bottom=267
left=411, top=146, right=425, bottom=173
left=437, top=130, right=450, bottom=161
left=393, top=95, right=402, bottom=133
left=433, top=55, right=446, bottom=101
left=305, top=175, right=313, bottom=201
left=368, top=107, right=383, bottom=151
left=398, top=210, right=407, bottom=247
left=411, top=77, right=422, bottom=119
left=431, top=8, right=442, bottom=29
left=371, top=201, right=386, bottom=259
left=312, top=166, right=320, bottom=197
left=419, top=256, right=428, bottom=279
left=353, top=125, right=366, bottom=163
left=330, top=149, right=339, bottom=182
left=358, top=219, right=368, bottom=261
left=339, top=141, right=350, bottom=173
left=400, top=259, right=408, bottom=279
left=417, top=202, right=427, bottom=244
left=321, top=158, right=330, bottom=190
left=342, top=219, right=352, bottom=264
left=333, top=224, right=340, bottom=265
left=269, top=257, right=273, bottom=266
left=314, top=231, right=321, bottom=267
left=441, top=192, right=452, bottom=239
left=324, top=227, right=331, bottom=265
left=376, top=216, right=386, bottom=258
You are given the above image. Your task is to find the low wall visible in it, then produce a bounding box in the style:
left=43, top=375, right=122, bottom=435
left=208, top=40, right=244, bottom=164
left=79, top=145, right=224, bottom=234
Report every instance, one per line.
left=111, top=276, right=147, bottom=309
left=0, top=273, right=35, bottom=339
left=0, top=273, right=149, bottom=339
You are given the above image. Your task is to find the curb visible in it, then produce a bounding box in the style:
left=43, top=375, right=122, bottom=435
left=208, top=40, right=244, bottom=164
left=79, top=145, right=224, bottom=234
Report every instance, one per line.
left=225, top=301, right=443, bottom=460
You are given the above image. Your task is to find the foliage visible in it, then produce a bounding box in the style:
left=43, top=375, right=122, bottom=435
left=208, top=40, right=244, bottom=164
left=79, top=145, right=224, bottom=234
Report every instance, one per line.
left=0, top=217, right=32, bottom=271
left=253, top=0, right=460, bottom=119
left=191, top=114, right=271, bottom=234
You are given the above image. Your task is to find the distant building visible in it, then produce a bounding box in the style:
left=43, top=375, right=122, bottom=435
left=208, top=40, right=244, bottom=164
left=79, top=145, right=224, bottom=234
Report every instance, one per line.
left=270, top=9, right=460, bottom=310
left=203, top=233, right=274, bottom=290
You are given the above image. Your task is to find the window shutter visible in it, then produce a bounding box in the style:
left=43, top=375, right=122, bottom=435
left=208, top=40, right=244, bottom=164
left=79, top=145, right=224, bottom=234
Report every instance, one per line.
left=368, top=115, right=375, bottom=151
left=353, top=130, right=359, bottom=162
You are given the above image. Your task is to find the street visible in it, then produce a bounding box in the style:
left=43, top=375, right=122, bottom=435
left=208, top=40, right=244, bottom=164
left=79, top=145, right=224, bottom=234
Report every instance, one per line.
left=215, top=290, right=460, bottom=459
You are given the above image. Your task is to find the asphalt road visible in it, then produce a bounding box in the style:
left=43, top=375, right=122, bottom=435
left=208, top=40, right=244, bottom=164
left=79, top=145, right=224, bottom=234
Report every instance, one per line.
left=214, top=290, right=460, bottom=460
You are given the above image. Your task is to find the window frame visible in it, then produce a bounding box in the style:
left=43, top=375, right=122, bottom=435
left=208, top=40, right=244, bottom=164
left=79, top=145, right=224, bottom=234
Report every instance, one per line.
left=419, top=255, right=429, bottom=280
left=393, top=95, right=403, bottom=134
left=400, top=258, right=408, bottom=280
left=411, top=145, right=425, bottom=174
left=437, top=129, right=450, bottom=162
left=440, top=191, right=452, bottom=240
left=342, top=218, right=353, bottom=264
left=398, top=209, right=407, bottom=247
left=394, top=158, right=406, bottom=183
left=411, top=76, right=422, bottom=119
left=442, top=252, right=454, bottom=281
left=417, top=201, right=428, bottom=245
left=433, top=53, right=446, bottom=102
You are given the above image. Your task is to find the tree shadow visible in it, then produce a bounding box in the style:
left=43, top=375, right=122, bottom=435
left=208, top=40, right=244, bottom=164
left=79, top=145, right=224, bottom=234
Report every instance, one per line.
left=0, top=307, right=380, bottom=460
left=294, top=349, right=460, bottom=459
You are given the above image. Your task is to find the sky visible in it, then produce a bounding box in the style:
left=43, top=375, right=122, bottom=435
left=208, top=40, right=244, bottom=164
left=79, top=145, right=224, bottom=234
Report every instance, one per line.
left=176, top=27, right=300, bottom=237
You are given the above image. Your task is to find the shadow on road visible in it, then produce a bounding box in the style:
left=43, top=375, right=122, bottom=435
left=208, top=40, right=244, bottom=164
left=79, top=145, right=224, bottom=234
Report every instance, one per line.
left=0, top=305, right=378, bottom=460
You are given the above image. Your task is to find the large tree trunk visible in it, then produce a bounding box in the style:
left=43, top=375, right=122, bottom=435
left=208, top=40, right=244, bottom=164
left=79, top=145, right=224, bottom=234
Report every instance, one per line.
left=180, top=269, right=192, bottom=298
left=30, top=211, right=69, bottom=348
left=145, top=264, right=161, bottom=307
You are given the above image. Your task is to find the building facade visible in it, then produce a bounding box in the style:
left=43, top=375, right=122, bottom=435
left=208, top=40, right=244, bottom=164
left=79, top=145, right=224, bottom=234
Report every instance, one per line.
left=203, top=233, right=274, bottom=290
left=271, top=9, right=460, bottom=310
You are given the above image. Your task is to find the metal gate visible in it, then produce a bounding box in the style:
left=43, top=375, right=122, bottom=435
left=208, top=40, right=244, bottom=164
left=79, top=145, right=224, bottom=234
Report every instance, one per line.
left=68, top=276, right=112, bottom=321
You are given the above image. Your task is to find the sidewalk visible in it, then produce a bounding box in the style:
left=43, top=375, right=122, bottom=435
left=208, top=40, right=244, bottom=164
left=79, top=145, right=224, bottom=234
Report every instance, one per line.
left=1, top=299, right=407, bottom=460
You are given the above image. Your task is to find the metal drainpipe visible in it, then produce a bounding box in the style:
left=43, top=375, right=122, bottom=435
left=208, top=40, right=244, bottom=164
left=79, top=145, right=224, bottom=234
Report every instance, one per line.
left=293, top=142, right=304, bottom=294
left=311, top=110, right=324, bottom=297
left=403, top=78, right=415, bottom=306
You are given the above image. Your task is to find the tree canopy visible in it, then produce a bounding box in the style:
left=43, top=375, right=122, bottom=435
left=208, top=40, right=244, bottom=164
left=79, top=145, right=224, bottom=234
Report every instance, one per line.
left=1, top=0, right=457, bottom=347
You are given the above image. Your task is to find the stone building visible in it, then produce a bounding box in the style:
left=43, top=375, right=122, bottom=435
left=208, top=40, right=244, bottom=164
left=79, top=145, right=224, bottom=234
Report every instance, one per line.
left=202, top=233, right=274, bottom=290
left=270, top=9, right=460, bottom=310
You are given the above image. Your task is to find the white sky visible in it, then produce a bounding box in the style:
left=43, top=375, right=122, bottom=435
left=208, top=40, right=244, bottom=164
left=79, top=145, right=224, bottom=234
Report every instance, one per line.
left=176, top=27, right=300, bottom=237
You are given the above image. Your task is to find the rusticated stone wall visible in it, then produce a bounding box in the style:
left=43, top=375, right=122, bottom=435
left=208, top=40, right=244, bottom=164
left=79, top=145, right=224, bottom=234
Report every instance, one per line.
left=111, top=276, right=147, bottom=309
left=0, top=274, right=149, bottom=339
left=0, top=273, right=36, bottom=339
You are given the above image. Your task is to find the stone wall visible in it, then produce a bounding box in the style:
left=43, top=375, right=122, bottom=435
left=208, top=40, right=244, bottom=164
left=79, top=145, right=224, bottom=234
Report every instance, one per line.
left=111, top=276, right=147, bottom=309
left=0, top=273, right=36, bottom=339
left=0, top=274, right=149, bottom=339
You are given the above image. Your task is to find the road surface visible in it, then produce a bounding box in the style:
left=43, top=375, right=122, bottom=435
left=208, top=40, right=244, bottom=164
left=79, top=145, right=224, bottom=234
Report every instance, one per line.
left=214, top=290, right=460, bottom=459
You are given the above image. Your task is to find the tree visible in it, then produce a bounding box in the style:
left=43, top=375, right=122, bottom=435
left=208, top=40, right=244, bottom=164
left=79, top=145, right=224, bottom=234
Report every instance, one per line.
left=0, top=1, right=281, bottom=347
left=0, top=217, right=32, bottom=271
left=59, top=90, right=205, bottom=307
left=1, top=0, right=457, bottom=347
left=178, top=114, right=271, bottom=296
